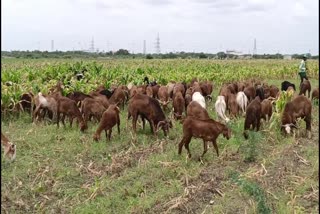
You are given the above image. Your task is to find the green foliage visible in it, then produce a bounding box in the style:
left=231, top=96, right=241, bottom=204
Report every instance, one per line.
left=229, top=171, right=271, bottom=214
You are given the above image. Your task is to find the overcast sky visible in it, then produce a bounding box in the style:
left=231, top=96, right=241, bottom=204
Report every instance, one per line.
left=2, top=0, right=319, bottom=54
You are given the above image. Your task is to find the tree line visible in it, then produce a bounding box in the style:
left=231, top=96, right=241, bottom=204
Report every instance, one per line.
left=1, top=50, right=318, bottom=60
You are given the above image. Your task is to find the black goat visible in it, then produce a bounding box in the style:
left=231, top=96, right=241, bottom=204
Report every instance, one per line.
left=144, top=76, right=157, bottom=86
left=281, top=81, right=296, bottom=91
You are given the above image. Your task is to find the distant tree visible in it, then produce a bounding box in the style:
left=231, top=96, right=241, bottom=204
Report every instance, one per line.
left=217, top=52, right=227, bottom=59
left=115, top=49, right=130, bottom=55
left=146, top=54, right=153, bottom=59
left=199, top=53, right=207, bottom=59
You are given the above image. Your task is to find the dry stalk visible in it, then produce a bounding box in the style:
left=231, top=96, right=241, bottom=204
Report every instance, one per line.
left=293, top=150, right=310, bottom=166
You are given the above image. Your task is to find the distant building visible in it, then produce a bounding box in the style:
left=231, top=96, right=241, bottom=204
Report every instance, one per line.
left=283, top=55, right=292, bottom=60
left=226, top=50, right=242, bottom=56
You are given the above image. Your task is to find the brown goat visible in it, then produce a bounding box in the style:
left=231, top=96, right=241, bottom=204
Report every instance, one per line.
left=19, top=92, right=34, bottom=113
left=260, top=99, right=273, bottom=122
left=281, top=95, right=312, bottom=138
left=67, top=91, right=93, bottom=106
left=146, top=86, right=153, bottom=97
left=109, top=87, right=127, bottom=109
left=93, top=105, right=120, bottom=142
left=269, top=85, right=279, bottom=98
left=173, top=91, right=185, bottom=120
left=186, top=101, right=210, bottom=120
left=178, top=117, right=231, bottom=159
left=173, top=83, right=186, bottom=97
left=151, top=85, right=160, bottom=99
left=227, top=93, right=238, bottom=118
left=237, top=82, right=245, bottom=92
left=200, top=81, right=213, bottom=100
left=311, top=87, right=319, bottom=100
left=81, top=98, right=107, bottom=123
left=57, top=97, right=88, bottom=132
left=243, top=86, right=256, bottom=103
left=157, top=86, right=170, bottom=111
left=243, top=96, right=262, bottom=139
left=128, top=93, right=172, bottom=137
left=1, top=132, right=16, bottom=161
left=192, top=82, right=203, bottom=94
left=299, top=79, right=311, bottom=98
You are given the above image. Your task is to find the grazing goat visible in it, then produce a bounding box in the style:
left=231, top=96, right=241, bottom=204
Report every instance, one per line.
left=173, top=83, right=186, bottom=97
left=260, top=99, right=273, bottom=122
left=299, top=79, right=311, bottom=98
left=57, top=97, right=88, bottom=132
left=178, top=117, right=231, bottom=159
left=200, top=81, right=213, bottom=101
left=255, top=86, right=265, bottom=100
left=173, top=91, right=185, bottom=120
left=227, top=93, right=238, bottom=118
left=269, top=85, right=280, bottom=98
left=146, top=86, right=153, bottom=97
left=151, top=85, right=160, bottom=99
left=128, top=93, right=172, bottom=137
left=281, top=95, right=312, bottom=138
left=32, top=92, right=57, bottom=122
left=81, top=98, right=106, bottom=123
left=281, top=81, right=296, bottom=91
left=109, top=87, right=127, bottom=110
left=1, top=132, right=16, bottom=161
left=157, top=86, right=170, bottom=111
left=186, top=101, right=210, bottom=120
left=215, top=96, right=230, bottom=122
left=99, top=89, right=115, bottom=99
left=244, top=86, right=256, bottom=103
left=236, top=91, right=248, bottom=115
left=93, top=105, right=120, bottom=142
left=67, top=91, right=93, bottom=107
left=243, top=96, right=262, bottom=139
left=237, top=82, right=245, bottom=92
left=167, top=82, right=176, bottom=99
left=19, top=92, right=34, bottom=113
left=192, top=92, right=206, bottom=109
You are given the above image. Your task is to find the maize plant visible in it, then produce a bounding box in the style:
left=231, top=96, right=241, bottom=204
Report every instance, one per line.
left=1, top=58, right=318, bottom=113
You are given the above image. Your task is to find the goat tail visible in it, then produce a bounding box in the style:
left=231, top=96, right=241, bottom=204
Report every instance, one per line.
left=216, top=104, right=229, bottom=122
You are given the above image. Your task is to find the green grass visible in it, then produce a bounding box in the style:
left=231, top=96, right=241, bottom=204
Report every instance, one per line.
left=1, top=78, right=319, bottom=213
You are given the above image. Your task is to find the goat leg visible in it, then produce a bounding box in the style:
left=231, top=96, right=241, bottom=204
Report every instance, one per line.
left=212, top=140, right=219, bottom=157
left=201, top=140, right=208, bottom=159
left=178, top=137, right=185, bottom=155
left=108, top=129, right=112, bottom=141
left=185, top=140, right=192, bottom=158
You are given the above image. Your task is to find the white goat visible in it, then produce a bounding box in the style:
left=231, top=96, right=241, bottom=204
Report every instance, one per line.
left=192, top=92, right=206, bottom=109
left=236, top=91, right=248, bottom=115
left=215, top=96, right=230, bottom=122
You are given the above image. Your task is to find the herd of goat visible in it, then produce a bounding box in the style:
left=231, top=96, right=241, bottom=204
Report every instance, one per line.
left=1, top=76, right=319, bottom=161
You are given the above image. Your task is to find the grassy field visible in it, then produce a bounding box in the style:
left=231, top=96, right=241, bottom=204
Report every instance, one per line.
left=1, top=60, right=319, bottom=213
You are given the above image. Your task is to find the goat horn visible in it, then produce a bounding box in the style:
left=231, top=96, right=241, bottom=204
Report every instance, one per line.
left=156, top=121, right=165, bottom=132
left=156, top=99, right=163, bottom=104
left=289, top=123, right=298, bottom=128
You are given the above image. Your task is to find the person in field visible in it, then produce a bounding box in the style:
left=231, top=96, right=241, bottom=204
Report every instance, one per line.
left=298, top=55, right=308, bottom=85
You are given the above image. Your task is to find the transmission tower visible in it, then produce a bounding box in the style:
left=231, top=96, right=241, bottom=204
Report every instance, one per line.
left=143, top=40, right=146, bottom=55
left=253, top=38, right=257, bottom=56
left=51, top=40, right=54, bottom=52
left=90, top=37, right=95, bottom=53
left=155, top=33, right=160, bottom=54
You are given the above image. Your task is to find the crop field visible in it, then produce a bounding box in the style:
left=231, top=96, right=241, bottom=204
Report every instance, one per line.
left=1, top=58, right=319, bottom=213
